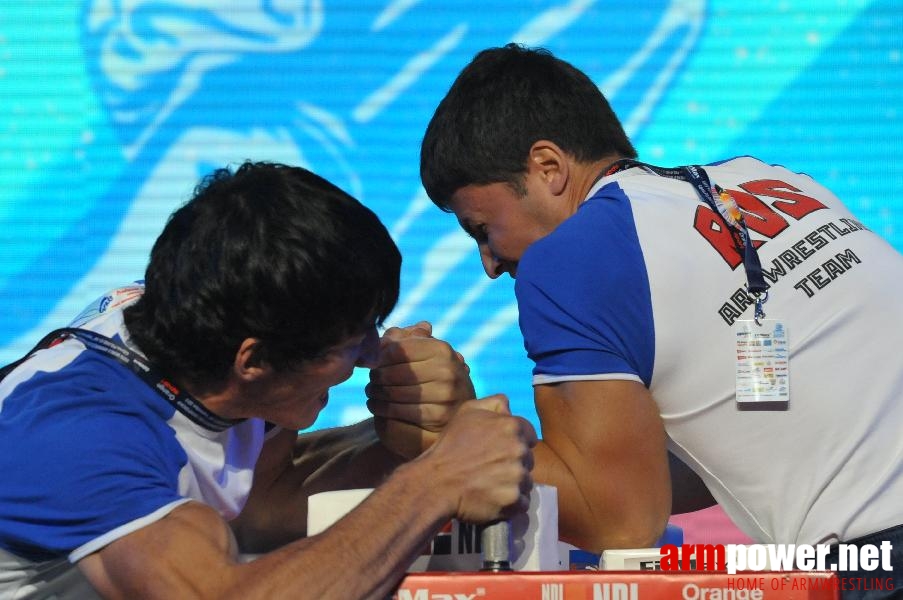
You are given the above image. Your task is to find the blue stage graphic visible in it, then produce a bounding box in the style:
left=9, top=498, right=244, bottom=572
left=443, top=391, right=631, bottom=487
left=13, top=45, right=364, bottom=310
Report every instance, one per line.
left=0, top=0, right=900, bottom=429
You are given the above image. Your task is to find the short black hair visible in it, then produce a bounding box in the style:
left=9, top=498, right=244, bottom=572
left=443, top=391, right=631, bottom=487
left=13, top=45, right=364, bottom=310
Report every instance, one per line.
left=420, top=43, right=637, bottom=209
left=124, top=161, right=401, bottom=387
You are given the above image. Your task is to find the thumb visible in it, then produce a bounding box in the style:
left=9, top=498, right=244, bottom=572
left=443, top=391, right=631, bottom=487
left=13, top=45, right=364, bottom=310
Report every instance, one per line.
left=463, top=394, right=511, bottom=415
left=408, top=320, right=433, bottom=337
left=381, top=320, right=433, bottom=342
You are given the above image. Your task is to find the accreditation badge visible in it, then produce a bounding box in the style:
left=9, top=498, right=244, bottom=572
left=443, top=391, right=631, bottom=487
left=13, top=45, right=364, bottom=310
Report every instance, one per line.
left=734, top=319, right=789, bottom=405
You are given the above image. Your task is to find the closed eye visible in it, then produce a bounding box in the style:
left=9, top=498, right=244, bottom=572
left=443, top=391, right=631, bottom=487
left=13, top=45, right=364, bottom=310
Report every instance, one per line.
left=464, top=222, right=488, bottom=243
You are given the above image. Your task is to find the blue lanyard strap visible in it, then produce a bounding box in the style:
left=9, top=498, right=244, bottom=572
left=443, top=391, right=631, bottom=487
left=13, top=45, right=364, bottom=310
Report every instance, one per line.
left=0, top=327, right=241, bottom=432
left=605, top=159, right=770, bottom=321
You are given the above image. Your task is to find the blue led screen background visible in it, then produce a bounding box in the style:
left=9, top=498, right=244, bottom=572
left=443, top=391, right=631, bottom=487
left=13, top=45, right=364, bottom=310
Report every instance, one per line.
left=0, top=0, right=900, bottom=431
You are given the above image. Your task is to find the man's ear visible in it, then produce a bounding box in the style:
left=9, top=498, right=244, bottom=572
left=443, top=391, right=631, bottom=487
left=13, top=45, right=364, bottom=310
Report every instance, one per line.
left=527, top=140, right=569, bottom=196
left=234, top=338, right=271, bottom=382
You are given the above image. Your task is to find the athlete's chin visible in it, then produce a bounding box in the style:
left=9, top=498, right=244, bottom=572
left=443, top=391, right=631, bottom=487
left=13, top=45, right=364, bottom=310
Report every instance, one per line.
left=292, top=411, right=323, bottom=431
left=280, top=394, right=329, bottom=431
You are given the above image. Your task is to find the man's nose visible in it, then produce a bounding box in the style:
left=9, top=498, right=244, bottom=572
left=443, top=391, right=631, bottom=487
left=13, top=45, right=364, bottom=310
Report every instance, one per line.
left=480, top=244, right=505, bottom=279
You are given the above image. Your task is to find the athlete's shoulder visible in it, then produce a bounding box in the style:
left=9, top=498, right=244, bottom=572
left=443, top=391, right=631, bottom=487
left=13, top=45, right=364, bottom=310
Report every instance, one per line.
left=522, top=183, right=638, bottom=273
left=69, top=282, right=145, bottom=330
left=706, top=155, right=818, bottom=182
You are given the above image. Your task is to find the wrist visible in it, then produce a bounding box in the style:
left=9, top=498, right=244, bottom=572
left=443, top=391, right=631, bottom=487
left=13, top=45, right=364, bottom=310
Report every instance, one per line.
left=373, top=416, right=437, bottom=461
left=391, top=456, right=458, bottom=521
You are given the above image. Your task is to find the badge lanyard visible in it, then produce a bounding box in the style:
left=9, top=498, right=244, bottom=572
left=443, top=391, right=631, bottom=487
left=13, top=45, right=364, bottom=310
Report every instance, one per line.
left=603, top=159, right=789, bottom=405
left=605, top=158, right=771, bottom=324
left=0, top=327, right=240, bottom=432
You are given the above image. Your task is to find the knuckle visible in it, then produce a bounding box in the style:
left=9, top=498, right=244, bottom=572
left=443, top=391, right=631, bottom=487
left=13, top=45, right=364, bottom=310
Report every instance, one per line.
left=495, top=416, right=519, bottom=437
left=365, top=387, right=387, bottom=403
left=435, top=363, right=455, bottom=381
left=428, top=340, right=456, bottom=362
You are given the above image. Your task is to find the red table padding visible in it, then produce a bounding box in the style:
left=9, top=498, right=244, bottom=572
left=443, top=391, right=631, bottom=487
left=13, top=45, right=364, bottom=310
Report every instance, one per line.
left=393, top=570, right=840, bottom=599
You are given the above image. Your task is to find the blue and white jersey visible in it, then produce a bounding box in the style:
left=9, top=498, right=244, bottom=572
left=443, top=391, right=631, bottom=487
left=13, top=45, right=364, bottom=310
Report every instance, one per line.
left=0, top=284, right=269, bottom=598
left=516, top=156, right=903, bottom=546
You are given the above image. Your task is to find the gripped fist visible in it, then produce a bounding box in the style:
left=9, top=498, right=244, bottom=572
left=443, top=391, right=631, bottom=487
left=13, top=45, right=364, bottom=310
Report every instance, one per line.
left=420, top=395, right=537, bottom=524
left=367, top=322, right=475, bottom=459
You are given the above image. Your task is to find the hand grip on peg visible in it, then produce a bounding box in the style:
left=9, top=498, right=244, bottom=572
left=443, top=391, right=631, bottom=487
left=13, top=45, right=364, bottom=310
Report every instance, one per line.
left=480, top=520, right=512, bottom=572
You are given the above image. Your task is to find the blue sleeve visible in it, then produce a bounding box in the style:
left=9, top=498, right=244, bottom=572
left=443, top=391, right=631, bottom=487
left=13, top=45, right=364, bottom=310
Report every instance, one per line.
left=515, top=183, right=655, bottom=386
left=0, top=352, right=187, bottom=561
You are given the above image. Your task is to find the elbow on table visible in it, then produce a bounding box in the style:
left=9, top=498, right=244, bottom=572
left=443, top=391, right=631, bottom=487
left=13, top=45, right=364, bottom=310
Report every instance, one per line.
left=572, top=514, right=669, bottom=554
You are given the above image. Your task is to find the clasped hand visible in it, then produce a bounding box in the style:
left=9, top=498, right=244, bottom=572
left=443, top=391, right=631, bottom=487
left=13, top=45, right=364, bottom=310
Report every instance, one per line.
left=366, top=321, right=475, bottom=459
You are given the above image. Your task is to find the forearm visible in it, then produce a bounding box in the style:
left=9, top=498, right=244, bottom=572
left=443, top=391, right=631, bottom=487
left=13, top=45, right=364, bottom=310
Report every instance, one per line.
left=532, top=440, right=669, bottom=552
left=300, top=432, right=405, bottom=495
left=531, top=380, right=672, bottom=553
left=233, top=460, right=449, bottom=600
left=293, top=419, right=382, bottom=463
left=232, top=423, right=404, bottom=552
left=83, top=472, right=451, bottom=600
